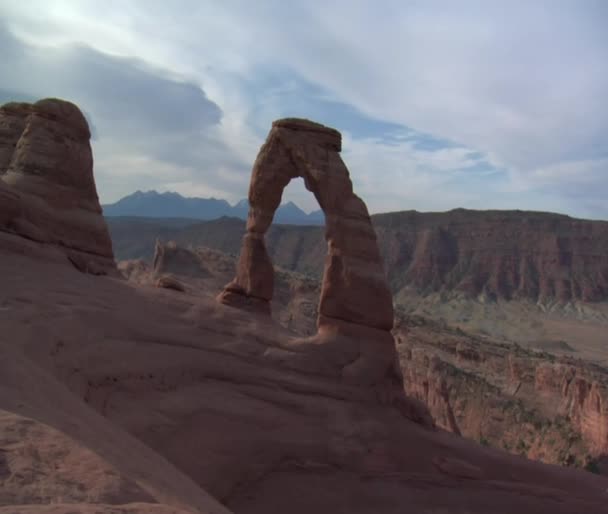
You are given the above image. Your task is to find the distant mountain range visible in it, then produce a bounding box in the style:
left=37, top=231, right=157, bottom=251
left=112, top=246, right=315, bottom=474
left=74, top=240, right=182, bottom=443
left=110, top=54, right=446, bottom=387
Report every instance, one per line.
left=102, top=190, right=324, bottom=225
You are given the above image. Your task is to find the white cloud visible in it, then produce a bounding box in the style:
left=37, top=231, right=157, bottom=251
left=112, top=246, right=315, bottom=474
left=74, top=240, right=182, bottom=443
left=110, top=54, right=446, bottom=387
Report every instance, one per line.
left=0, top=24, right=255, bottom=204
left=341, top=133, right=496, bottom=213
left=0, top=0, right=606, bottom=217
left=528, top=159, right=608, bottom=187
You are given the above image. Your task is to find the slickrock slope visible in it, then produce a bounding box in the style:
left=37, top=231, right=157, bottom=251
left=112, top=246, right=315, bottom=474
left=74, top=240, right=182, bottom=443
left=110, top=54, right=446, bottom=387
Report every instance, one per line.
left=0, top=98, right=115, bottom=274
left=218, top=119, right=397, bottom=389
left=0, top=362, right=228, bottom=514
left=5, top=234, right=608, bottom=513
left=2, top=109, right=608, bottom=513
left=120, top=240, right=608, bottom=473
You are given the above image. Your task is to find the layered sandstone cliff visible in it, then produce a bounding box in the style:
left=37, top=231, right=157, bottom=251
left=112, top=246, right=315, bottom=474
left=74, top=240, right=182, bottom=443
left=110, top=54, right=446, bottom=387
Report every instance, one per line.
left=108, top=208, right=608, bottom=305
left=535, top=362, right=608, bottom=456
left=375, top=209, right=608, bottom=303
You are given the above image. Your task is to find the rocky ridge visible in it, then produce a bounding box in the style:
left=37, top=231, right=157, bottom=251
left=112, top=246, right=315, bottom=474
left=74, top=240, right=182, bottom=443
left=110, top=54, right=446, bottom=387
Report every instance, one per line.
left=103, top=190, right=325, bottom=225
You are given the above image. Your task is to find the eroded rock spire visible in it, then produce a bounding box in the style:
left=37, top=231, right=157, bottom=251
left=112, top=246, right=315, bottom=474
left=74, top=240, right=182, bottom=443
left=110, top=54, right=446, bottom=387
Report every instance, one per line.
left=0, top=98, right=115, bottom=274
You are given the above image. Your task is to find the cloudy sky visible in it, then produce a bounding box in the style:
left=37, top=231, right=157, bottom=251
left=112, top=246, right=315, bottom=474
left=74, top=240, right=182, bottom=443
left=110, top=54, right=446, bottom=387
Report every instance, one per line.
left=1, top=1, right=606, bottom=218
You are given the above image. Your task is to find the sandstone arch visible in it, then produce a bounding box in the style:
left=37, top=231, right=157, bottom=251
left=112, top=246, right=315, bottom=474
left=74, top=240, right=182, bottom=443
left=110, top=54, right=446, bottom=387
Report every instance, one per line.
left=218, top=118, right=394, bottom=336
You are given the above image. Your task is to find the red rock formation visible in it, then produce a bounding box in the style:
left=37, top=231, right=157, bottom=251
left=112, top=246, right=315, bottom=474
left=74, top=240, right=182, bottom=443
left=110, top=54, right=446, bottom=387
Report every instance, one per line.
left=218, top=119, right=396, bottom=387
left=395, top=314, right=608, bottom=469
left=536, top=363, right=608, bottom=455
left=219, top=119, right=392, bottom=328
left=0, top=98, right=115, bottom=274
left=152, top=240, right=211, bottom=278
left=375, top=209, right=608, bottom=303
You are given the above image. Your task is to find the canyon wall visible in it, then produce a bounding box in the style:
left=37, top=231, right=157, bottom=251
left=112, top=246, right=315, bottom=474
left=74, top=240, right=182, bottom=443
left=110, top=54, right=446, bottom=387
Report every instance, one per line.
left=108, top=208, right=608, bottom=304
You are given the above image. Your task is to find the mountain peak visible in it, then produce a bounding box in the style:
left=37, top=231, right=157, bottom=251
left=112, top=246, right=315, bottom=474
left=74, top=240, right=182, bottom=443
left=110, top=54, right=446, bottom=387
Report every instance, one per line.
left=130, top=189, right=182, bottom=199
left=103, top=191, right=324, bottom=225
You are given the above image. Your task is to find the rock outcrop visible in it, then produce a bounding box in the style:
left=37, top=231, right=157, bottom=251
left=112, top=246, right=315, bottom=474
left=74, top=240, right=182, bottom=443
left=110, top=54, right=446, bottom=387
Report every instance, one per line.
left=153, top=239, right=213, bottom=279
left=0, top=98, right=115, bottom=274
left=395, top=315, right=608, bottom=471
left=120, top=241, right=321, bottom=335
left=535, top=363, right=608, bottom=456
left=218, top=119, right=393, bottom=328
left=218, top=119, right=396, bottom=386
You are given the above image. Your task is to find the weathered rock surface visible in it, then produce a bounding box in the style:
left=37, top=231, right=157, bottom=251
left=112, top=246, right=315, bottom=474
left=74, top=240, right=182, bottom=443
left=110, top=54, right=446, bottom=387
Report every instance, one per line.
left=535, top=362, right=608, bottom=457
left=395, top=314, right=608, bottom=472
left=218, top=119, right=396, bottom=387
left=2, top=246, right=608, bottom=513
left=125, top=241, right=608, bottom=473
left=219, top=119, right=393, bottom=328
left=0, top=98, right=115, bottom=274
left=127, top=238, right=608, bottom=475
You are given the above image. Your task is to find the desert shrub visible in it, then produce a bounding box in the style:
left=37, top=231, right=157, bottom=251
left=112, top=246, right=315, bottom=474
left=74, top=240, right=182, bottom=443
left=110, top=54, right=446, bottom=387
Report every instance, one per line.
left=585, top=460, right=601, bottom=474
